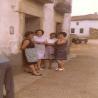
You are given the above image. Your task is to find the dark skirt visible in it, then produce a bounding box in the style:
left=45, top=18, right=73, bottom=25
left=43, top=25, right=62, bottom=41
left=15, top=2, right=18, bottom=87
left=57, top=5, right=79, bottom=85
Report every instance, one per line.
left=55, top=51, right=67, bottom=60
left=54, top=42, right=67, bottom=60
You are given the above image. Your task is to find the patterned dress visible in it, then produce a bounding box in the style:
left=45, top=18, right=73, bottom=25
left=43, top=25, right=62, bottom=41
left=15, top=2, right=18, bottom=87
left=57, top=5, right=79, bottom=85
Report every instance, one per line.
left=22, top=39, right=38, bottom=65
left=54, top=41, right=67, bottom=60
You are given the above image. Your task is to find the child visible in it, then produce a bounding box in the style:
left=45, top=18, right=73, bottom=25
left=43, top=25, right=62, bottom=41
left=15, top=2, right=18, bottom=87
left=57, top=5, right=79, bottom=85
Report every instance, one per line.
left=45, top=33, right=57, bottom=69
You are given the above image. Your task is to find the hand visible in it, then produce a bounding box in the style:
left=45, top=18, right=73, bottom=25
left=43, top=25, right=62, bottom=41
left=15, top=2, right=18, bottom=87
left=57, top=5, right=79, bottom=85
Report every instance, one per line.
left=45, top=40, right=48, bottom=44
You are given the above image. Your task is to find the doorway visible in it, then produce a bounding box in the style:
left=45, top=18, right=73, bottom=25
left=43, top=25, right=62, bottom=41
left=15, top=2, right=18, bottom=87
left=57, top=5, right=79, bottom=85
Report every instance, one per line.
left=56, top=22, right=62, bottom=33
left=25, top=14, right=40, bottom=32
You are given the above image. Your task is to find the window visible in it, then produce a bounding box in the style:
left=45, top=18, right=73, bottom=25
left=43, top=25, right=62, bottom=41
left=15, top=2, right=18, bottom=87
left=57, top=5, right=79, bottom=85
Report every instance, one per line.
left=71, top=28, right=75, bottom=33
left=80, top=28, right=84, bottom=33
left=76, top=22, right=79, bottom=25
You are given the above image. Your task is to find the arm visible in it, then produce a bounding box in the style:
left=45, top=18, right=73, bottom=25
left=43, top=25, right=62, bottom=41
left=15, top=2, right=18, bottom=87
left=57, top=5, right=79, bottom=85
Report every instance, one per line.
left=34, top=39, right=47, bottom=44
left=34, top=41, right=46, bottom=44
left=46, top=43, right=54, bottom=46
left=45, top=39, right=56, bottom=46
left=21, top=40, right=29, bottom=50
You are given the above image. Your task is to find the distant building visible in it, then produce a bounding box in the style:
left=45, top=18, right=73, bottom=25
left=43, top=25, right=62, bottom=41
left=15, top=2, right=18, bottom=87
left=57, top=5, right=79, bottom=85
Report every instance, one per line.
left=71, top=14, right=98, bottom=38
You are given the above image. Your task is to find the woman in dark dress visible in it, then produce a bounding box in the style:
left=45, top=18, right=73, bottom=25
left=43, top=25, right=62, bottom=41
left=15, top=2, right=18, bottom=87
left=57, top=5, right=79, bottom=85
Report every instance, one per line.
left=21, top=31, right=41, bottom=76
left=54, top=32, right=68, bottom=71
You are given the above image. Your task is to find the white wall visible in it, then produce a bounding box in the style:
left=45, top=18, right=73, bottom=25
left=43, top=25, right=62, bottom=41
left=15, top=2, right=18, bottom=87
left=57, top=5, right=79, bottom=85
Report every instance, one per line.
left=71, top=20, right=98, bottom=37
left=0, top=0, right=44, bottom=54
left=0, top=0, right=20, bottom=54
left=0, top=0, right=70, bottom=54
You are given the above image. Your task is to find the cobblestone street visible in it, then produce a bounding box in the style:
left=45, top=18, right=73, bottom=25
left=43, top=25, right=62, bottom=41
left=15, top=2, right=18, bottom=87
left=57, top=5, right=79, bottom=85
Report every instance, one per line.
left=15, top=40, right=98, bottom=98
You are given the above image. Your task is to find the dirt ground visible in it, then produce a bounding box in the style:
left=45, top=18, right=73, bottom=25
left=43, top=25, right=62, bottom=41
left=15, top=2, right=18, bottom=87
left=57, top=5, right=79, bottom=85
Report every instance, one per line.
left=15, top=39, right=98, bottom=98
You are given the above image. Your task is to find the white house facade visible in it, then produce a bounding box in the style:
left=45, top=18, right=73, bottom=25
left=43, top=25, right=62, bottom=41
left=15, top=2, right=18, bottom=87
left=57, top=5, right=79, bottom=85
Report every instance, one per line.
left=71, top=14, right=98, bottom=37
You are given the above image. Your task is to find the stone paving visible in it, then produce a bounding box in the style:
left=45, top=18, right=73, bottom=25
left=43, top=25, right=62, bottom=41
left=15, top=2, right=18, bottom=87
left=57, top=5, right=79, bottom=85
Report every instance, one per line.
left=15, top=40, right=98, bottom=98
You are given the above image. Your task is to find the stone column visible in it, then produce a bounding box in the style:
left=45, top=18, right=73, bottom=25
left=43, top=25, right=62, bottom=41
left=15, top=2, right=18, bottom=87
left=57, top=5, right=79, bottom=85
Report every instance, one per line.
left=43, top=3, right=55, bottom=38
left=62, top=13, right=71, bottom=55
left=62, top=0, right=72, bottom=34
left=62, top=13, right=71, bottom=34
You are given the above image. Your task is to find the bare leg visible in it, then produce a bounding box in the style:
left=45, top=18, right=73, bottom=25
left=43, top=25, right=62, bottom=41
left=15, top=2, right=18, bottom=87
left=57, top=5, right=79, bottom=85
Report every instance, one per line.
left=41, top=60, right=46, bottom=69
left=37, top=60, right=41, bottom=70
left=60, top=60, right=65, bottom=69
left=57, top=60, right=65, bottom=71
left=34, top=64, right=40, bottom=73
left=57, top=60, right=62, bottom=68
left=56, top=60, right=61, bottom=70
left=29, top=65, right=41, bottom=76
left=48, top=60, right=52, bottom=69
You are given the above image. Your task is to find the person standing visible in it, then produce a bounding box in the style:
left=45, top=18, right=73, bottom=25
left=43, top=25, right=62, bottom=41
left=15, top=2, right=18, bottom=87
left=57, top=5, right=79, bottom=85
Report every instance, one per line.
left=34, top=29, right=46, bottom=70
left=45, top=33, right=57, bottom=69
left=0, top=51, right=14, bottom=98
left=54, top=32, right=68, bottom=71
left=21, top=31, right=41, bottom=76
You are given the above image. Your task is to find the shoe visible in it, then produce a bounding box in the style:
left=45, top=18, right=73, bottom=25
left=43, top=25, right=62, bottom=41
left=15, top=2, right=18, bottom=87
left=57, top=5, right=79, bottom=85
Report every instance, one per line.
left=56, top=68, right=59, bottom=71
left=58, top=68, right=64, bottom=71
left=32, top=73, right=42, bottom=76
left=34, top=73, right=42, bottom=76
left=40, top=68, right=44, bottom=70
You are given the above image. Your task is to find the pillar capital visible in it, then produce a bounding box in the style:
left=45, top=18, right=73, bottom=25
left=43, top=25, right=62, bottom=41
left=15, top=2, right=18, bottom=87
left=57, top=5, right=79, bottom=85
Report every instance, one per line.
left=62, top=13, right=71, bottom=34
left=54, top=0, right=72, bottom=14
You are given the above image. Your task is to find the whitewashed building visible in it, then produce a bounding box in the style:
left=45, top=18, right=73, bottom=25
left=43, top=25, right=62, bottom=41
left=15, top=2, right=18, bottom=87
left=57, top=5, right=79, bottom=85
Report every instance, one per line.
left=0, top=0, right=72, bottom=74
left=71, top=14, right=98, bottom=38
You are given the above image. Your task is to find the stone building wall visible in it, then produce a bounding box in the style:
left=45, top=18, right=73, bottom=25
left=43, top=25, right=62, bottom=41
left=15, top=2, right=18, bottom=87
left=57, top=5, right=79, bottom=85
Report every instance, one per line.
left=0, top=0, right=72, bottom=74
left=0, top=0, right=72, bottom=54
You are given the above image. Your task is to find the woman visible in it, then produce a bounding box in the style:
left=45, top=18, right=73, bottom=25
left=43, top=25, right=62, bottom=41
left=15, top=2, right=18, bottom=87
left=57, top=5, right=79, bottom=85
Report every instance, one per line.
left=21, top=31, right=41, bottom=76
left=45, top=33, right=57, bottom=69
left=54, top=32, right=68, bottom=71
left=34, top=29, right=46, bottom=70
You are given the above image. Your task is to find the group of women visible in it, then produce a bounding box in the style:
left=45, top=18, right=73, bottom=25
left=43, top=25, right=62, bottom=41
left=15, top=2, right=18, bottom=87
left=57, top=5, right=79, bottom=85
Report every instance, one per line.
left=21, top=29, right=68, bottom=76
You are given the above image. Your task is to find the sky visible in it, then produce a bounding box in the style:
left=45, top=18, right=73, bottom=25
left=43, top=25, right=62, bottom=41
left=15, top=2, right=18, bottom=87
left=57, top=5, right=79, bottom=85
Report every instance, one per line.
left=72, top=0, right=98, bottom=16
